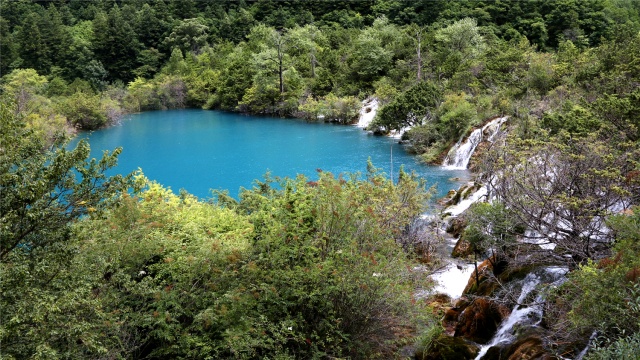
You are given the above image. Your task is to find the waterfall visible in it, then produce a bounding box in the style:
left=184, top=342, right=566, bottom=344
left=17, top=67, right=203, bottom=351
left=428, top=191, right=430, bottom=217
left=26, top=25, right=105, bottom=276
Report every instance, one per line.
left=357, top=98, right=379, bottom=128
left=443, top=117, right=508, bottom=169
left=474, top=273, right=543, bottom=359
left=575, top=331, right=598, bottom=360
left=443, top=185, right=488, bottom=217
left=474, top=267, right=568, bottom=360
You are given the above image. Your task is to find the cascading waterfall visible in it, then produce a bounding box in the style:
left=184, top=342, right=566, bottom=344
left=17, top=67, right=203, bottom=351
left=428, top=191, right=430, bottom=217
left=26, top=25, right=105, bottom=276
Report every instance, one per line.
left=443, top=116, right=508, bottom=169
left=474, top=267, right=568, bottom=360
left=357, top=98, right=378, bottom=128
left=474, top=273, right=543, bottom=359
left=443, top=185, right=488, bottom=217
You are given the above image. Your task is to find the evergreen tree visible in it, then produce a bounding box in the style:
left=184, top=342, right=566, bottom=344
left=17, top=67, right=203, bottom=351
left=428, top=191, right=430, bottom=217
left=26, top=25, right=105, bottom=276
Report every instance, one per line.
left=92, top=6, right=141, bottom=83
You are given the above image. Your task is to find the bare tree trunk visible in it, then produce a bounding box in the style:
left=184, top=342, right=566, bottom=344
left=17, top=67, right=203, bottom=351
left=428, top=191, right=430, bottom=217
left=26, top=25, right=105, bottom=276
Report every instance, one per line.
left=415, top=28, right=424, bottom=82
left=416, top=30, right=422, bottom=82
left=276, top=36, right=285, bottom=95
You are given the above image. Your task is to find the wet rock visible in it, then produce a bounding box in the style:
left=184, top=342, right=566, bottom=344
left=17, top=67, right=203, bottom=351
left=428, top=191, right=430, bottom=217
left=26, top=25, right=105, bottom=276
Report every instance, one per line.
left=462, top=256, right=510, bottom=296
left=504, top=335, right=553, bottom=360
left=453, top=298, right=510, bottom=344
left=439, top=189, right=458, bottom=206
left=480, top=329, right=558, bottom=360
left=426, top=293, right=453, bottom=315
left=463, top=259, right=499, bottom=296
left=452, top=236, right=473, bottom=258
left=414, top=334, right=479, bottom=360
left=458, top=183, right=480, bottom=200
left=442, top=298, right=469, bottom=335
left=447, top=217, right=468, bottom=237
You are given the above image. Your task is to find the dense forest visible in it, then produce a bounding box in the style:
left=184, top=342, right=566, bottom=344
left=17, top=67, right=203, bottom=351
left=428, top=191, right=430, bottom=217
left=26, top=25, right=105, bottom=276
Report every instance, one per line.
left=2, top=0, right=640, bottom=359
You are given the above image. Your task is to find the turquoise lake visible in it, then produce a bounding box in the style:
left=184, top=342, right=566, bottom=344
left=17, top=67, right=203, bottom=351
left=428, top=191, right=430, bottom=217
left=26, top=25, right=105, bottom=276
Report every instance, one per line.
left=71, top=109, right=470, bottom=199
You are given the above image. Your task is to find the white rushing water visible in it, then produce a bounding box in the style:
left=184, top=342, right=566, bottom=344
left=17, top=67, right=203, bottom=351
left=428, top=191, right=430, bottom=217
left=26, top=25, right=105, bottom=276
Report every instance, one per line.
left=357, top=98, right=378, bottom=128
left=443, top=117, right=508, bottom=169
left=443, top=186, right=488, bottom=217
left=474, top=273, right=543, bottom=359
left=473, top=267, right=568, bottom=360
left=430, top=262, right=476, bottom=298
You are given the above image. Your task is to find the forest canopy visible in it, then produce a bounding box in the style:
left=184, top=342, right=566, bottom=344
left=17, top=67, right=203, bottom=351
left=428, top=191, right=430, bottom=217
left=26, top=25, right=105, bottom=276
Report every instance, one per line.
left=2, top=0, right=640, bottom=359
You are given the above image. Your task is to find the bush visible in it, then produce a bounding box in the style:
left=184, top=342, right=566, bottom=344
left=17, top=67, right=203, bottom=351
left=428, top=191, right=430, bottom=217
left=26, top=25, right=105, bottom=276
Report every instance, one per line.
left=586, top=332, right=640, bottom=360
left=60, top=91, right=108, bottom=130
left=56, top=165, right=431, bottom=359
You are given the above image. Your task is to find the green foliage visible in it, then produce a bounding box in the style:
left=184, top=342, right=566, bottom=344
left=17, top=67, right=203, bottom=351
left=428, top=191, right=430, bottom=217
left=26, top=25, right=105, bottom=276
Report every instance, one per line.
left=163, top=18, right=209, bottom=54
left=546, top=208, right=640, bottom=352
left=1, top=68, right=48, bottom=115
left=437, top=92, right=477, bottom=140
left=59, top=91, right=108, bottom=130
left=5, top=3, right=640, bottom=356
left=372, top=81, right=442, bottom=132
left=541, top=101, right=601, bottom=136
left=298, top=93, right=360, bottom=123
left=591, top=89, right=640, bottom=141
left=586, top=331, right=640, bottom=360
left=463, top=202, right=523, bottom=257
left=480, top=134, right=639, bottom=267
left=0, top=104, right=132, bottom=358
left=434, top=18, right=486, bottom=77
left=24, top=166, right=428, bottom=359
left=0, top=103, right=130, bottom=260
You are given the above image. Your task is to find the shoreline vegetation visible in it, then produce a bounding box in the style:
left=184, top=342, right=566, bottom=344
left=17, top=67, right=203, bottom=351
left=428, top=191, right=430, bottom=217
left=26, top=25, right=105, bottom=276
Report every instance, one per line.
left=2, top=0, right=640, bottom=358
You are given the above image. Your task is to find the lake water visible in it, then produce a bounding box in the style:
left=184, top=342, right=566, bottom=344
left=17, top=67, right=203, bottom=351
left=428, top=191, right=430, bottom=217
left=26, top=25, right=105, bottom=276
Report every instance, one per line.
left=70, top=109, right=470, bottom=199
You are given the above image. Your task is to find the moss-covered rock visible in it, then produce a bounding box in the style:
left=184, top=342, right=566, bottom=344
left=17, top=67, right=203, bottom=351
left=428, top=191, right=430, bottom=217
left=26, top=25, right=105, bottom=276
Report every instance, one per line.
left=447, top=217, right=468, bottom=238
left=452, top=236, right=473, bottom=258
left=463, top=259, right=499, bottom=296
left=479, top=328, right=558, bottom=360
left=442, top=298, right=470, bottom=335
left=415, top=334, right=479, bottom=360
left=453, top=297, right=510, bottom=344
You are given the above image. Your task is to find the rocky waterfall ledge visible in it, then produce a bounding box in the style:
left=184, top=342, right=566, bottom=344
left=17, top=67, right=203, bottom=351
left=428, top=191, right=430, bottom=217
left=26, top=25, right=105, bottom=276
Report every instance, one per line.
left=414, top=116, right=594, bottom=360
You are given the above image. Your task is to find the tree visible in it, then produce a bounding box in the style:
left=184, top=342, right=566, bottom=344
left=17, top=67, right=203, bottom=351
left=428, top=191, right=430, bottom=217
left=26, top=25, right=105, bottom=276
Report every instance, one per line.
left=544, top=207, right=640, bottom=353
left=59, top=91, right=108, bottom=130
left=0, top=101, right=132, bottom=358
left=135, top=3, right=170, bottom=50
left=434, top=18, right=486, bottom=77
left=408, top=24, right=427, bottom=81
left=286, top=24, right=327, bottom=79
left=163, top=18, right=209, bottom=55
left=481, top=134, right=640, bottom=267
left=372, top=81, right=442, bottom=132
left=0, top=103, right=131, bottom=260
left=250, top=26, right=289, bottom=95
left=347, top=19, right=395, bottom=86
left=16, top=12, right=47, bottom=73
left=92, top=6, right=141, bottom=83
left=1, top=68, right=48, bottom=115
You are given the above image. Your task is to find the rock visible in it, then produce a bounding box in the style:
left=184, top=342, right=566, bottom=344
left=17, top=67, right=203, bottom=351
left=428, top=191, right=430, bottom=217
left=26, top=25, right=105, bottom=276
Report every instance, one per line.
left=452, top=236, right=473, bottom=258
left=463, top=259, right=498, bottom=296
left=414, top=334, right=479, bottom=360
left=462, top=256, right=510, bottom=296
left=447, top=217, right=468, bottom=237
left=439, top=189, right=458, bottom=206
left=442, top=298, right=469, bottom=335
left=481, top=329, right=558, bottom=360
left=453, top=298, right=510, bottom=344
left=504, top=335, right=552, bottom=360
left=426, top=293, right=453, bottom=315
